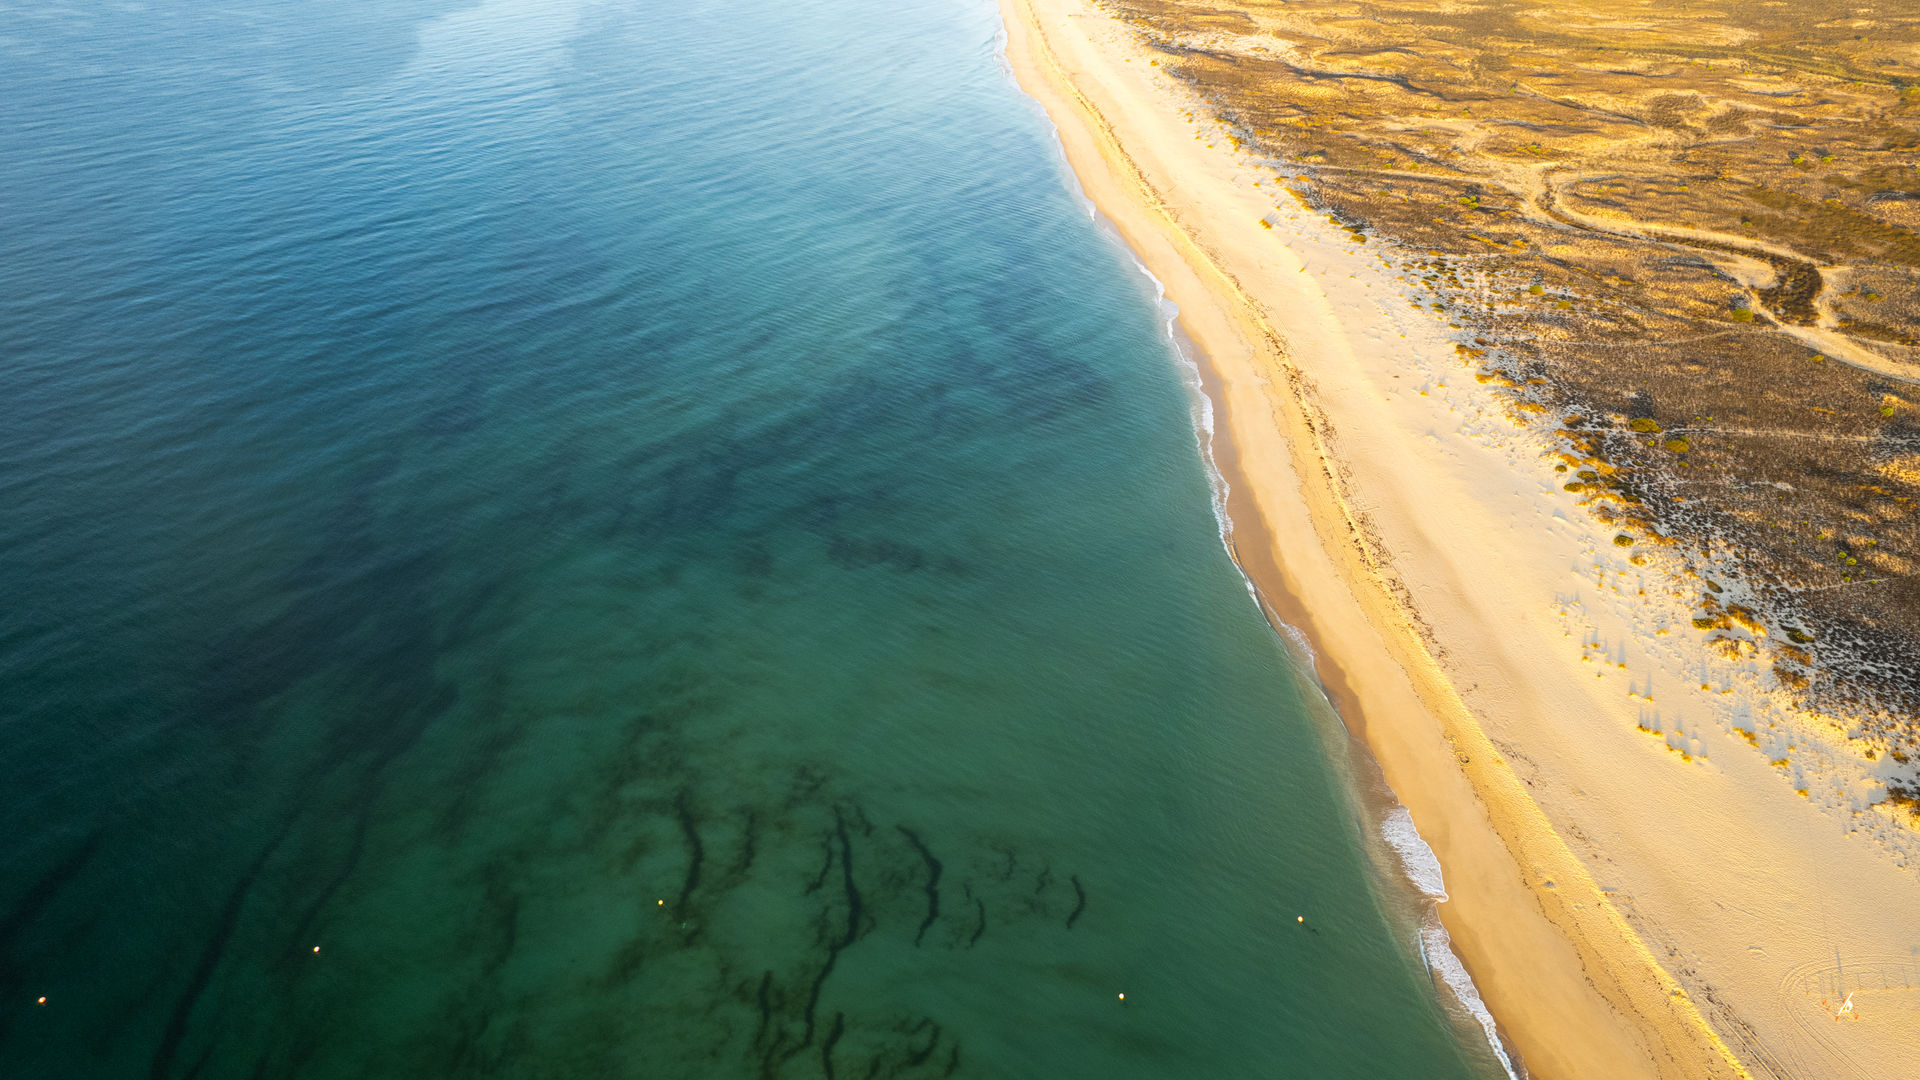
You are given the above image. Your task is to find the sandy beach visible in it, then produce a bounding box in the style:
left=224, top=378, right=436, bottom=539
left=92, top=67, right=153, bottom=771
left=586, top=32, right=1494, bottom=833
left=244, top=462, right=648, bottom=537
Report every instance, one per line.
left=998, top=0, right=1920, bottom=1076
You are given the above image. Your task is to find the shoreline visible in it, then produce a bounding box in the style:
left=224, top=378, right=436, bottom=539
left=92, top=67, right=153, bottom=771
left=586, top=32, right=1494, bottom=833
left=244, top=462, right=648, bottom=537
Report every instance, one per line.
left=1123, top=214, right=1528, bottom=1074
left=992, top=0, right=1842, bottom=1075
left=1095, top=197, right=1527, bottom=1073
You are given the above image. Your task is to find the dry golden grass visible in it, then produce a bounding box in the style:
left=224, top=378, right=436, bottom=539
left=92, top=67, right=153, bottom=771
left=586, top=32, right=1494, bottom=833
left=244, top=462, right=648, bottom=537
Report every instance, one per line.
left=1101, top=0, right=1920, bottom=752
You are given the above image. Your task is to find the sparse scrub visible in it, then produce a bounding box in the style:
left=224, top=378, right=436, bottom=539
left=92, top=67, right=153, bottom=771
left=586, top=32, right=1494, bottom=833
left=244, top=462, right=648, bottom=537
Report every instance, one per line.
left=1113, top=0, right=1920, bottom=734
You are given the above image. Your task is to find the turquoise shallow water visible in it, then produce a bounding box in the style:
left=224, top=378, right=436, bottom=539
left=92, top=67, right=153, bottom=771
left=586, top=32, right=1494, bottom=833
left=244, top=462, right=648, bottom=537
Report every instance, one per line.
left=0, top=0, right=1503, bottom=1075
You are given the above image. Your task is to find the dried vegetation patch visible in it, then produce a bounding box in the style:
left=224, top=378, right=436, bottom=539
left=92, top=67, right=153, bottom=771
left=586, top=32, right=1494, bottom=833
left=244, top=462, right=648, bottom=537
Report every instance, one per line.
left=1101, top=0, right=1920, bottom=780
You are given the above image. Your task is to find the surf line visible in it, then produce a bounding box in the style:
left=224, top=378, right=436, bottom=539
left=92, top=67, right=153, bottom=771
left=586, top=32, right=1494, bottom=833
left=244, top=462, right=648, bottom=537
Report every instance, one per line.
left=1134, top=219, right=1523, bottom=1080
left=1384, top=806, right=1524, bottom=1080
left=1003, top=32, right=1522, bottom=1078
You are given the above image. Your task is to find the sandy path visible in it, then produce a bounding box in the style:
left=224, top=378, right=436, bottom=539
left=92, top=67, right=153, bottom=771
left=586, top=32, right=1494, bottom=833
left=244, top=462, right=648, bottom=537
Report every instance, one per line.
left=1244, top=154, right=1920, bottom=384
left=997, top=1, right=1920, bottom=1077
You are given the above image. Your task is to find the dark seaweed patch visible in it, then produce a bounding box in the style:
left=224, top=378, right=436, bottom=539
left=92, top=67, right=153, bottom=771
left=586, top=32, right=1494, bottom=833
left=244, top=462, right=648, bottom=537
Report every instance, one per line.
left=804, top=831, right=835, bottom=894
left=793, top=807, right=863, bottom=1059
left=284, top=786, right=380, bottom=963
left=894, top=826, right=942, bottom=946
left=734, top=810, right=759, bottom=879
left=835, top=810, right=863, bottom=945
left=149, top=824, right=290, bottom=1080
left=821, top=1012, right=846, bottom=1080
left=846, top=803, right=874, bottom=838
left=906, top=1019, right=942, bottom=1067
left=674, top=789, right=705, bottom=921
left=754, top=970, right=774, bottom=1048
left=1028, top=862, right=1054, bottom=914
left=602, top=933, right=646, bottom=988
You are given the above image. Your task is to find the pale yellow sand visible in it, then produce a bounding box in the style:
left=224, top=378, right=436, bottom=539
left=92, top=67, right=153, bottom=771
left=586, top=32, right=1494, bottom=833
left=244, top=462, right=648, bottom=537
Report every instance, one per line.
left=997, top=1, right=1920, bottom=1077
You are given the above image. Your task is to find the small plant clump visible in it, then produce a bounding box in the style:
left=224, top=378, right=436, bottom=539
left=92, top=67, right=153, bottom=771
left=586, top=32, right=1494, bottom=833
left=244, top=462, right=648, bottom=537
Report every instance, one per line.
left=1887, top=783, right=1920, bottom=818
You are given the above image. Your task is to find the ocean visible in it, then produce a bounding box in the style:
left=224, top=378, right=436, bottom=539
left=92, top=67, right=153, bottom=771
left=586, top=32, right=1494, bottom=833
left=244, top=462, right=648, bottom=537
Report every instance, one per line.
left=0, top=0, right=1504, bottom=1075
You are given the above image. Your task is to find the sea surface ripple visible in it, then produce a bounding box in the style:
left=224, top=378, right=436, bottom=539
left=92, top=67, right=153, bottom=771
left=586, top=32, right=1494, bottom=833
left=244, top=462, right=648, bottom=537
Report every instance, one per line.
left=0, top=0, right=1504, bottom=1075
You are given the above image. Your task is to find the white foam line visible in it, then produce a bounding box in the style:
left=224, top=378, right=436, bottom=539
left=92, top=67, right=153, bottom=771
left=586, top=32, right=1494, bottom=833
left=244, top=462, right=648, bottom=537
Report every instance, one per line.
left=1276, top=619, right=1317, bottom=670
left=1382, top=806, right=1449, bottom=901
left=1385, top=806, right=1523, bottom=1080
left=1133, top=207, right=1520, bottom=1080
left=999, top=21, right=1518, bottom=1074
left=1423, top=917, right=1522, bottom=1080
left=1093, top=206, right=1253, bottom=607
left=998, top=6, right=1250, bottom=607
left=1149, top=274, right=1235, bottom=549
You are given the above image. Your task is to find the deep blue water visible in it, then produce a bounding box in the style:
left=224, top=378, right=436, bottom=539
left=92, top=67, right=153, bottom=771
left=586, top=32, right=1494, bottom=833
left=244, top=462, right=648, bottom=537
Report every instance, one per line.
left=0, top=0, right=1500, bottom=1075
